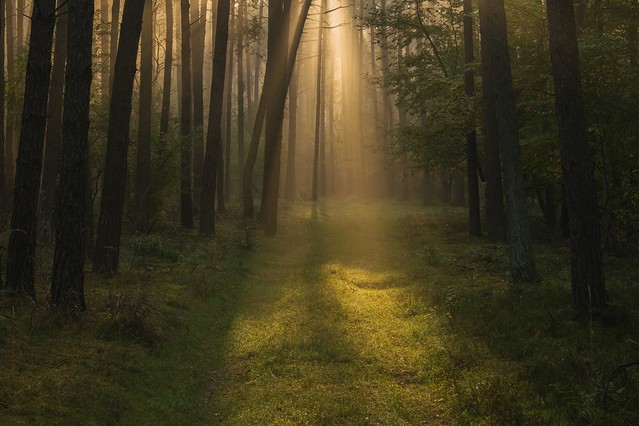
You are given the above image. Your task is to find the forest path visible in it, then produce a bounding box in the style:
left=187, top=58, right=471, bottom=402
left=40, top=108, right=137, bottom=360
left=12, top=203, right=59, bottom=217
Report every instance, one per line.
left=208, top=200, right=449, bottom=424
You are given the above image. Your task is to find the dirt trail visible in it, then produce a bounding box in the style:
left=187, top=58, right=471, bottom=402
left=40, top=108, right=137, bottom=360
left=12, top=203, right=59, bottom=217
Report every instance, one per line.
left=208, top=201, right=448, bottom=424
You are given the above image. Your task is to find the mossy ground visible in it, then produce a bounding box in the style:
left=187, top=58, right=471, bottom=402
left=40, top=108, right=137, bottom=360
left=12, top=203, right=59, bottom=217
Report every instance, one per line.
left=1, top=200, right=639, bottom=424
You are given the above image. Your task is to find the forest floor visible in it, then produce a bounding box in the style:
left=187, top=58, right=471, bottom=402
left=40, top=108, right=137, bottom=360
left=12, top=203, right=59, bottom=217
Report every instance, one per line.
left=1, top=199, right=639, bottom=425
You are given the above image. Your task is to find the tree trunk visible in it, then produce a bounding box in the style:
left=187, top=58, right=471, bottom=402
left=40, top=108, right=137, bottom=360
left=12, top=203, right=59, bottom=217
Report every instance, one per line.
left=200, top=0, right=230, bottom=236
left=311, top=0, right=324, bottom=202
left=109, top=0, right=121, bottom=93
left=223, top=7, right=235, bottom=206
left=40, top=0, right=68, bottom=234
left=101, top=0, right=110, bottom=99
left=478, top=0, right=537, bottom=282
left=159, top=0, right=173, bottom=137
left=134, top=0, right=153, bottom=233
left=4, top=0, right=15, bottom=195
left=237, top=0, right=246, bottom=196
left=0, top=0, right=6, bottom=228
left=546, top=0, right=606, bottom=314
left=285, top=67, right=298, bottom=201
left=259, top=0, right=290, bottom=235
left=51, top=0, right=93, bottom=310
left=93, top=0, right=145, bottom=275
left=253, top=0, right=264, bottom=103
left=464, top=0, right=481, bottom=236
left=192, top=0, right=207, bottom=201
left=180, top=0, right=193, bottom=228
left=5, top=0, right=56, bottom=296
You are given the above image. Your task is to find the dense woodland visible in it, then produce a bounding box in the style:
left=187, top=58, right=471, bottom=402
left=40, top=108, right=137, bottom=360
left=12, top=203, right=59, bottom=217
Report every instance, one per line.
left=0, top=0, right=638, bottom=423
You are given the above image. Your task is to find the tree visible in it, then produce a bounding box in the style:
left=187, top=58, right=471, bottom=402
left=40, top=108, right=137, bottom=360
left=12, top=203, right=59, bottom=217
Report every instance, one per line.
left=109, top=0, right=121, bottom=92
left=134, top=0, right=153, bottom=233
left=40, top=0, right=69, bottom=234
left=312, top=0, right=324, bottom=202
left=159, top=0, right=173, bottom=138
left=5, top=0, right=56, bottom=296
left=192, top=0, right=207, bottom=200
left=93, top=0, right=146, bottom=275
left=51, top=0, right=93, bottom=310
left=200, top=0, right=231, bottom=236
left=478, top=0, right=537, bottom=282
left=0, top=0, right=5, bottom=227
left=545, top=0, right=606, bottom=314
left=180, top=0, right=193, bottom=229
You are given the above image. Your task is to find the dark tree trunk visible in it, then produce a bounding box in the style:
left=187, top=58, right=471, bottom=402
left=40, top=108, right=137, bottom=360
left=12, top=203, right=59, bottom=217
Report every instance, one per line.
left=159, top=0, right=173, bottom=137
left=0, top=0, right=6, bottom=228
left=109, top=0, right=121, bottom=93
left=259, top=0, right=291, bottom=235
left=223, top=7, right=235, bottom=207
left=285, top=67, right=298, bottom=201
left=242, top=0, right=310, bottom=219
left=546, top=0, right=606, bottom=314
left=4, top=0, right=15, bottom=195
left=478, top=1, right=505, bottom=243
left=40, top=0, right=68, bottom=234
left=134, top=0, right=153, bottom=233
left=311, top=0, right=324, bottom=202
left=192, top=0, right=206, bottom=201
left=51, top=0, right=93, bottom=310
left=93, top=0, right=145, bottom=275
left=237, top=0, right=246, bottom=195
left=464, top=0, right=481, bottom=236
left=180, top=0, right=193, bottom=228
left=5, top=0, right=56, bottom=296
left=200, top=0, right=230, bottom=236
left=478, top=0, right=537, bottom=281
left=253, top=0, right=264, bottom=103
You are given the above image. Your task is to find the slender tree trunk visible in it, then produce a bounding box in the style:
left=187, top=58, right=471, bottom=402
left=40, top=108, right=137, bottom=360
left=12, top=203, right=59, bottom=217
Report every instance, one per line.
left=312, top=0, right=324, bottom=202
left=237, top=0, right=246, bottom=196
left=6, top=0, right=56, bottom=296
left=200, top=0, right=230, bottom=236
left=253, top=0, right=264, bottom=103
left=134, top=0, right=153, bottom=233
left=223, top=7, right=235, bottom=206
left=180, top=0, right=194, bottom=228
left=93, top=0, right=145, bottom=274
left=192, top=0, right=207, bottom=201
left=546, top=0, right=606, bottom=314
left=51, top=0, right=93, bottom=310
left=464, top=0, right=481, bottom=236
left=242, top=0, right=310, bottom=219
left=0, top=0, right=5, bottom=227
left=259, top=0, right=290, bottom=234
left=40, top=0, right=68, bottom=234
left=16, top=0, right=23, bottom=48
left=285, top=67, right=298, bottom=201
left=109, top=0, right=121, bottom=93
left=478, top=0, right=537, bottom=282
left=159, top=0, right=173, bottom=137
left=4, top=0, right=15, bottom=194
left=244, top=0, right=252, bottom=120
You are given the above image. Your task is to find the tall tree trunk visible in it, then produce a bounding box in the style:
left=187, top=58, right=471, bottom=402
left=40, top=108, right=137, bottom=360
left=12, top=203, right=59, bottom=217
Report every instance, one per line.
left=4, top=0, right=15, bottom=194
left=6, top=0, right=56, bottom=296
left=93, top=0, right=145, bottom=275
left=312, top=0, right=324, bottom=202
left=253, top=0, right=264, bottom=103
left=237, top=0, right=246, bottom=196
left=464, top=0, right=481, bottom=236
left=223, top=7, right=235, bottom=206
left=51, top=0, right=93, bottom=310
left=109, top=0, right=121, bottom=93
left=200, top=0, right=230, bottom=236
left=242, top=0, right=310, bottom=219
left=192, top=0, right=207, bottom=201
left=285, top=67, right=298, bottom=201
left=478, top=0, right=537, bottom=282
left=546, top=0, right=606, bottom=314
left=259, top=0, right=290, bottom=235
left=379, top=0, right=394, bottom=197
left=40, top=0, right=68, bottom=235
left=101, top=0, right=109, bottom=99
left=134, top=0, right=153, bottom=233
left=180, top=0, right=193, bottom=228
left=159, top=0, right=173, bottom=137
left=16, top=0, right=23, bottom=48
left=0, top=0, right=6, bottom=228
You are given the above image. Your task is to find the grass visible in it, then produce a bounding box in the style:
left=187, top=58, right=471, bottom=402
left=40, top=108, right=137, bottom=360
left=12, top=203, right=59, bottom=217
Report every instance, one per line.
left=1, top=199, right=639, bottom=424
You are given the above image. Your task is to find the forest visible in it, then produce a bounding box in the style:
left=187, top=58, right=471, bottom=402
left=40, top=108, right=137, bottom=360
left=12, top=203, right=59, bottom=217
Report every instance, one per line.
left=0, top=0, right=638, bottom=423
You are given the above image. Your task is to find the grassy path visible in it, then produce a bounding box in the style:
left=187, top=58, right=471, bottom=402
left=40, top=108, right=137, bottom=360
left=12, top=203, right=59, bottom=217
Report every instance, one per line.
left=208, top=202, right=449, bottom=424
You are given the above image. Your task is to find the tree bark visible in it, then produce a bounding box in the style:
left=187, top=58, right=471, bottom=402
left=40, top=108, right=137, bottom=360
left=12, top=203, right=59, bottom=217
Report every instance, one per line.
left=312, top=0, right=324, bottom=202
left=237, top=0, right=246, bottom=195
left=464, top=0, right=481, bottom=236
left=6, top=0, right=56, bottom=296
left=51, top=0, right=93, bottom=310
left=159, top=0, right=173, bottom=137
left=134, top=0, right=153, bottom=233
left=478, top=0, right=537, bottom=282
left=180, top=0, right=194, bottom=228
left=40, top=0, right=68, bottom=234
left=285, top=67, right=298, bottom=201
left=200, top=0, right=230, bottom=236
left=4, top=0, right=15, bottom=195
left=109, top=0, right=121, bottom=93
left=93, top=0, right=145, bottom=274
left=546, top=0, right=606, bottom=314
left=0, top=0, right=6, bottom=228
left=192, top=0, right=207, bottom=201
left=101, top=0, right=110, bottom=99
